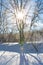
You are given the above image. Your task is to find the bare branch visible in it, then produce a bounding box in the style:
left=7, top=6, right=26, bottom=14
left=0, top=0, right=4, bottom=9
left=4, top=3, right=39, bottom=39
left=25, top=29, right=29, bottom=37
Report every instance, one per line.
left=0, top=2, right=15, bottom=15
left=23, top=0, right=29, bottom=9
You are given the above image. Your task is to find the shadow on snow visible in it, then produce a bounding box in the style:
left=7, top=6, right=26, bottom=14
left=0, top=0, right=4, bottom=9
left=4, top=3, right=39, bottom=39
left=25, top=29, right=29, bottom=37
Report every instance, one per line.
left=0, top=43, right=43, bottom=53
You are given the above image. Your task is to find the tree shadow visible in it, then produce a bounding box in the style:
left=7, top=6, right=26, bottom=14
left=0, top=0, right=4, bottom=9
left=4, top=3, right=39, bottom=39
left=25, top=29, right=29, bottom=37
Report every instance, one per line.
left=28, top=53, right=43, bottom=65
left=0, top=44, right=20, bottom=53
left=0, top=51, right=6, bottom=57
left=19, top=52, right=29, bottom=65
left=2, top=54, right=18, bottom=65
left=0, top=43, right=43, bottom=54
left=0, top=42, right=43, bottom=65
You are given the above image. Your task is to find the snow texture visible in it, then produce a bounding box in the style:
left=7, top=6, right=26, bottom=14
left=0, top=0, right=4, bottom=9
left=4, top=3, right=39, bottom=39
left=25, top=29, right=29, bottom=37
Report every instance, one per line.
left=0, top=42, right=43, bottom=65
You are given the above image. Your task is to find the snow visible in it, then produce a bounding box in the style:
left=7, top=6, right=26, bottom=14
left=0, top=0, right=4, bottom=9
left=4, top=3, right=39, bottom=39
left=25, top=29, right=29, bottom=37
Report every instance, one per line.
left=0, top=42, right=43, bottom=65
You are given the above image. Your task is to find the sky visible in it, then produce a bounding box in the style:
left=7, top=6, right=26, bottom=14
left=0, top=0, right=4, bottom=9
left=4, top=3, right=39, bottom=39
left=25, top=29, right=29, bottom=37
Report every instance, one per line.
left=0, top=0, right=43, bottom=34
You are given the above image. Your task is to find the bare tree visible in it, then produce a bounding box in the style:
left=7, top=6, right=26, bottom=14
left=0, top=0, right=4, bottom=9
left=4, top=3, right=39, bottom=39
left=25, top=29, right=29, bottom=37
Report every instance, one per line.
left=0, top=0, right=30, bottom=42
left=0, top=0, right=43, bottom=45
left=29, top=0, right=43, bottom=41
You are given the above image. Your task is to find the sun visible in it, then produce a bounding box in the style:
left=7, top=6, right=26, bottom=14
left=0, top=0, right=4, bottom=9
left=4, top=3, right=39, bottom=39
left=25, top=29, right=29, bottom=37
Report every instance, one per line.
left=16, top=9, right=25, bottom=21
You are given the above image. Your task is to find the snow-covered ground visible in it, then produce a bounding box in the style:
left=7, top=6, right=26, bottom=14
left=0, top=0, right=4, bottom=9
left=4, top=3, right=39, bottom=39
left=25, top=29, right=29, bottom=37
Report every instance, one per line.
left=0, top=42, right=43, bottom=65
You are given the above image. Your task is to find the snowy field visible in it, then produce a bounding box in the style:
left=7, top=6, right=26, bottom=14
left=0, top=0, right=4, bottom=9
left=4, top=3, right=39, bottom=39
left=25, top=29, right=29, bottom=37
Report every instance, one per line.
left=0, top=42, right=43, bottom=65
